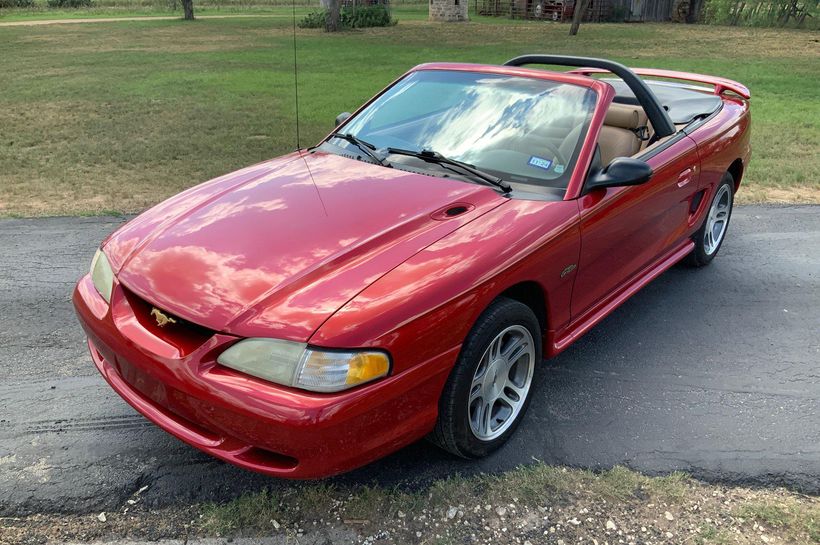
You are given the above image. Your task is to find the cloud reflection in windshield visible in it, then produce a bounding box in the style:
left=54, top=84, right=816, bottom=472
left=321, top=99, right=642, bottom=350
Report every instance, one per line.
left=344, top=71, right=595, bottom=185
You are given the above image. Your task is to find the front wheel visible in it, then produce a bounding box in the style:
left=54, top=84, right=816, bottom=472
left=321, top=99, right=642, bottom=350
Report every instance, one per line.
left=431, top=297, right=541, bottom=458
left=684, top=173, right=735, bottom=267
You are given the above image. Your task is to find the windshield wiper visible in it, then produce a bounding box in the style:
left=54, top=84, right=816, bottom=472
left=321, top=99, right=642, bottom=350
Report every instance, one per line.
left=385, top=147, right=511, bottom=193
left=329, top=133, right=387, bottom=166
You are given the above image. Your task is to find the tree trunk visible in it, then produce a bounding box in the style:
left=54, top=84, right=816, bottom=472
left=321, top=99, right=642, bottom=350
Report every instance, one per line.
left=326, top=0, right=341, bottom=31
left=181, top=0, right=194, bottom=20
left=568, top=0, right=591, bottom=35
left=686, top=0, right=704, bottom=23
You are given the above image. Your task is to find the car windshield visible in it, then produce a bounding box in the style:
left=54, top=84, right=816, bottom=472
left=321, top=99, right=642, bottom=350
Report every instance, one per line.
left=328, top=69, right=597, bottom=189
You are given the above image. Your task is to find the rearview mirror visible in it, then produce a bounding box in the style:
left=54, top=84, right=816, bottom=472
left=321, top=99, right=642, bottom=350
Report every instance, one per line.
left=586, top=157, right=653, bottom=191
left=335, top=112, right=351, bottom=127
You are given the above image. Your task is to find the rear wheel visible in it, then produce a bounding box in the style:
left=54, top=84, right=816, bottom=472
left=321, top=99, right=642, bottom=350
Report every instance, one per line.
left=684, top=173, right=735, bottom=267
left=431, top=297, right=541, bottom=458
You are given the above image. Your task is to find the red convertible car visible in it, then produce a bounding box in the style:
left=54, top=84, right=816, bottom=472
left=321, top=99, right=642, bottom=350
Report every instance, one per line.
left=74, top=55, right=751, bottom=478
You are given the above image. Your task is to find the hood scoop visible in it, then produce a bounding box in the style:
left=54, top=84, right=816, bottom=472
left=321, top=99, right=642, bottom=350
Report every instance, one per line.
left=431, top=202, right=475, bottom=221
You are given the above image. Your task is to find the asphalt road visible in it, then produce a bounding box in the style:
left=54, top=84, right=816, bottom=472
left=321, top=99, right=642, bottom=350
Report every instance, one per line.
left=1, top=206, right=818, bottom=517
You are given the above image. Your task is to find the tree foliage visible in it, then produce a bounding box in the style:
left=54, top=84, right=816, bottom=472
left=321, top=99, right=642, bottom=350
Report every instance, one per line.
left=704, top=0, right=818, bottom=27
left=0, top=0, right=33, bottom=7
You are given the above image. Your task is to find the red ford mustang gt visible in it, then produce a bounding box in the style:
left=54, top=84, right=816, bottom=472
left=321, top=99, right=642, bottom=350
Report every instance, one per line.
left=74, top=55, right=751, bottom=478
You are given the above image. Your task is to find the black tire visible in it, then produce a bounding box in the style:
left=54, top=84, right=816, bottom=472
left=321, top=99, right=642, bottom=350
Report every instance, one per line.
left=431, top=297, right=542, bottom=458
left=684, top=172, right=735, bottom=267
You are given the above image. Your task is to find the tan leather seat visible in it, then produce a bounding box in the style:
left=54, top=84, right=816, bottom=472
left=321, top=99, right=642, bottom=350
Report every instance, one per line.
left=598, top=104, right=648, bottom=165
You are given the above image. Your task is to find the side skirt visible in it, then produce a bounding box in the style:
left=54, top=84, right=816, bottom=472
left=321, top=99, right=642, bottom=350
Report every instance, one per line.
left=545, top=240, right=695, bottom=358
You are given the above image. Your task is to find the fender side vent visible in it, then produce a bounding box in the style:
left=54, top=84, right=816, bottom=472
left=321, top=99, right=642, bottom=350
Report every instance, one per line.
left=690, top=190, right=705, bottom=214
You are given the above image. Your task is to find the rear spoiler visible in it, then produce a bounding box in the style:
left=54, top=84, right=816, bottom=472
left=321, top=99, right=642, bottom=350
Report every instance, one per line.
left=570, top=67, right=750, bottom=100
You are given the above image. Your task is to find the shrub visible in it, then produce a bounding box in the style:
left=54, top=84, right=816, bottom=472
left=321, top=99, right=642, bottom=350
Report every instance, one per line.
left=703, top=0, right=819, bottom=28
left=299, top=9, right=328, bottom=28
left=0, top=0, right=34, bottom=8
left=345, top=5, right=396, bottom=27
left=46, top=0, right=93, bottom=7
left=299, top=5, right=397, bottom=29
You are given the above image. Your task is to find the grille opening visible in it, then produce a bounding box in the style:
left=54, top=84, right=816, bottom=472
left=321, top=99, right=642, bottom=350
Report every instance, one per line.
left=119, top=286, right=215, bottom=356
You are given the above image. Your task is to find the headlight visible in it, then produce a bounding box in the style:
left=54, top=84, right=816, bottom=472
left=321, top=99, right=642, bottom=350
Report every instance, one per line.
left=217, top=338, right=390, bottom=393
left=90, top=248, right=114, bottom=303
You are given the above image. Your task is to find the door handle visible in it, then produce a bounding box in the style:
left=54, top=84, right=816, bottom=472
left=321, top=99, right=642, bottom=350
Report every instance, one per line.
left=677, top=167, right=695, bottom=188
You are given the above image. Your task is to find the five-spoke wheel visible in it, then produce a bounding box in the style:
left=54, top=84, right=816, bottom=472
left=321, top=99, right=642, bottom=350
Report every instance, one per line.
left=685, top=172, right=735, bottom=267
left=703, top=183, right=732, bottom=256
left=431, top=297, right=541, bottom=458
left=468, top=325, right=534, bottom=441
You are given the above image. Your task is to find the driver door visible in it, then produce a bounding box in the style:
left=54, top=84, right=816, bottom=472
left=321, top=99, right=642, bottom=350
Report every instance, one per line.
left=570, top=134, right=701, bottom=320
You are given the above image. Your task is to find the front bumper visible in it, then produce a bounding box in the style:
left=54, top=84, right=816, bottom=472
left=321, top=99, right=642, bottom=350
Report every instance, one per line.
left=73, top=274, right=455, bottom=478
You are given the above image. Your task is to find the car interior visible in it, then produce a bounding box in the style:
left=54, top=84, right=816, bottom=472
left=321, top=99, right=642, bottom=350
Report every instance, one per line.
left=597, top=78, right=724, bottom=164
left=598, top=102, right=650, bottom=165
left=487, top=77, right=725, bottom=187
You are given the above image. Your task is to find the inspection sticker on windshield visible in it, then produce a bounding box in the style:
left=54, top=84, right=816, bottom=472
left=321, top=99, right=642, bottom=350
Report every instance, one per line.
left=528, top=156, right=553, bottom=171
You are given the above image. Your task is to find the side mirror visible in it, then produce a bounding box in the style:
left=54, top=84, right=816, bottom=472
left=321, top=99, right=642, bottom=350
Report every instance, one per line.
left=586, top=157, right=653, bottom=191
left=335, top=112, right=352, bottom=127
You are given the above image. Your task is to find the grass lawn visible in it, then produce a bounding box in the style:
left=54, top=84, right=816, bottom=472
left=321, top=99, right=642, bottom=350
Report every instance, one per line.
left=0, top=5, right=306, bottom=22
left=0, top=12, right=818, bottom=216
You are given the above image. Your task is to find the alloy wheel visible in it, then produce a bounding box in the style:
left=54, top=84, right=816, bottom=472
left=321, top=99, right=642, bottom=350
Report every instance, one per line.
left=704, top=184, right=733, bottom=255
left=468, top=325, right=535, bottom=441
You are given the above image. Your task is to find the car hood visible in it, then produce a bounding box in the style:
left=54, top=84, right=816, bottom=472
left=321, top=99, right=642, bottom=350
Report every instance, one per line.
left=107, top=151, right=506, bottom=341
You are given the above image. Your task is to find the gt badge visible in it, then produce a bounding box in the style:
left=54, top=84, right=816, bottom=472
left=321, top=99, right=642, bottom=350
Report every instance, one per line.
left=560, top=264, right=577, bottom=278
left=150, top=307, right=177, bottom=327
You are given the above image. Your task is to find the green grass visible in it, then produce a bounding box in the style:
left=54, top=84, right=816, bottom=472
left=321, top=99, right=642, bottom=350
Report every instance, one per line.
left=195, top=464, right=820, bottom=543
left=0, top=9, right=282, bottom=21
left=0, top=13, right=818, bottom=216
left=737, top=500, right=820, bottom=543
left=0, top=0, right=427, bottom=21
left=199, top=465, right=687, bottom=534
left=3, top=463, right=817, bottom=543
left=0, top=0, right=299, bottom=21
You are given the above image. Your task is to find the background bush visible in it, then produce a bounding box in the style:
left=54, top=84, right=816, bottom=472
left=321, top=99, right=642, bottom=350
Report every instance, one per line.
left=704, top=0, right=818, bottom=27
left=299, top=8, right=327, bottom=26
left=46, top=0, right=93, bottom=6
left=0, top=0, right=34, bottom=8
left=299, top=5, right=396, bottom=28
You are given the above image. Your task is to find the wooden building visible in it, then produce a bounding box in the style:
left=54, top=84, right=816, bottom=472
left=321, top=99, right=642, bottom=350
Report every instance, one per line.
left=477, top=0, right=682, bottom=22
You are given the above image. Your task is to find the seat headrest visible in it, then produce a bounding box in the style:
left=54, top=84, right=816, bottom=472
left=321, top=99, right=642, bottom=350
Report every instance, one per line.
left=604, top=104, right=644, bottom=130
